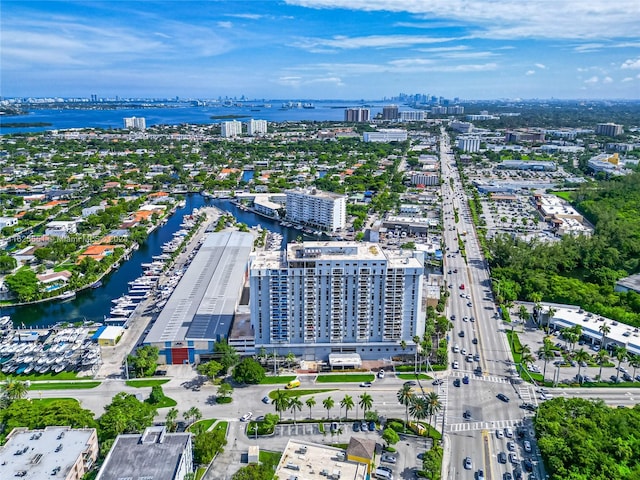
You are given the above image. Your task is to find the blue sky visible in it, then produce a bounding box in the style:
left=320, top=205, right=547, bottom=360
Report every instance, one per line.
left=2, top=0, right=639, bottom=100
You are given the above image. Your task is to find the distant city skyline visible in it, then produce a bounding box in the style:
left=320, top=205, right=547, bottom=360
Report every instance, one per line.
left=2, top=0, right=639, bottom=100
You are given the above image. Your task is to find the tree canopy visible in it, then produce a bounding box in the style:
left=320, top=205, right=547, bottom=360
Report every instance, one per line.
left=232, top=357, right=266, bottom=384
left=535, top=398, right=640, bottom=480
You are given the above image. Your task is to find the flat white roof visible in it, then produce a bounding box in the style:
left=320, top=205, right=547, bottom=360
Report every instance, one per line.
left=548, top=305, right=640, bottom=356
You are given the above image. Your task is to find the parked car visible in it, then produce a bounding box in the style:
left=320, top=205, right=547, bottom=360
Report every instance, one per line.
left=404, top=381, right=417, bottom=387
left=240, top=412, right=253, bottom=422
left=381, top=454, right=397, bottom=464
left=368, top=421, right=376, bottom=431
left=432, top=379, right=444, bottom=385
left=353, top=422, right=360, bottom=432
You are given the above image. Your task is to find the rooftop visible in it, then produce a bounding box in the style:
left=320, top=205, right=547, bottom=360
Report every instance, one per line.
left=0, top=427, right=97, bottom=480
left=145, top=231, right=254, bottom=343
left=96, top=426, right=191, bottom=480
left=274, top=439, right=367, bottom=480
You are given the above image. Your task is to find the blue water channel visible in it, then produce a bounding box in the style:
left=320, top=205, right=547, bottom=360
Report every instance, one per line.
left=6, top=194, right=321, bottom=328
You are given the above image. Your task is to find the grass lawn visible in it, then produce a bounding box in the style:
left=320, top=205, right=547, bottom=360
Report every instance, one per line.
left=29, top=381, right=101, bottom=390
left=214, top=421, right=228, bottom=433
left=268, top=388, right=336, bottom=399
left=126, top=379, right=170, bottom=388
left=1, top=371, right=79, bottom=381
left=188, top=418, right=217, bottom=432
left=194, top=467, right=207, bottom=480
left=259, top=450, right=283, bottom=468
left=397, top=373, right=432, bottom=380
left=259, top=375, right=297, bottom=385
left=144, top=386, right=177, bottom=408
left=551, top=191, right=573, bottom=202
left=316, top=374, right=375, bottom=383
left=31, top=398, right=79, bottom=406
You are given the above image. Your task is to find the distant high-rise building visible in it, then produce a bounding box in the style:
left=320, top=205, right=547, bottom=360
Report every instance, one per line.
left=595, top=123, right=624, bottom=137
left=123, top=117, right=146, bottom=130
left=382, top=105, right=399, bottom=120
left=457, top=136, right=481, bottom=152
left=285, top=188, right=346, bottom=232
left=363, top=129, right=408, bottom=143
left=250, top=241, right=425, bottom=359
left=447, top=105, right=464, bottom=114
left=400, top=111, right=427, bottom=121
left=430, top=106, right=447, bottom=115
left=247, top=119, right=267, bottom=136
left=221, top=120, right=242, bottom=138
left=451, top=121, right=473, bottom=133
left=90, top=94, right=97, bottom=102
left=344, top=108, right=370, bottom=122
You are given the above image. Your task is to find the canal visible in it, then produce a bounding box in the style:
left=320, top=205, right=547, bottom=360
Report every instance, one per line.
left=7, top=194, right=322, bottom=328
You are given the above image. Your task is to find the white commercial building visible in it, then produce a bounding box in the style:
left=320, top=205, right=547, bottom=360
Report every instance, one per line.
left=250, top=241, right=425, bottom=360
left=221, top=120, right=242, bottom=138
left=45, top=220, right=77, bottom=237
left=285, top=188, right=346, bottom=232
left=411, top=172, right=440, bottom=186
left=400, top=110, right=427, bottom=121
left=247, top=119, right=267, bottom=136
left=457, top=136, right=481, bottom=152
left=123, top=117, right=146, bottom=130
left=363, top=129, right=408, bottom=143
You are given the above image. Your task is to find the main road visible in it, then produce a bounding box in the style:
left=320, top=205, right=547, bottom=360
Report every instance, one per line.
left=438, top=129, right=538, bottom=480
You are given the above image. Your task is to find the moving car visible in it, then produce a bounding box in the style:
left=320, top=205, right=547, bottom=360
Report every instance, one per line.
left=378, top=369, right=385, bottom=378
left=452, top=361, right=459, bottom=369
left=453, top=378, right=461, bottom=387
left=240, top=412, right=253, bottom=422
left=462, top=375, right=469, bottom=384
left=497, top=393, right=510, bottom=403
left=523, top=440, right=532, bottom=453
left=360, top=382, right=372, bottom=388
left=262, top=396, right=271, bottom=404
left=404, top=381, right=417, bottom=387
left=432, top=379, right=444, bottom=385
left=496, top=429, right=504, bottom=439
left=464, top=457, right=472, bottom=469
left=498, top=451, right=507, bottom=463
left=463, top=410, right=472, bottom=420
left=381, top=454, right=397, bottom=464
left=505, top=427, right=514, bottom=438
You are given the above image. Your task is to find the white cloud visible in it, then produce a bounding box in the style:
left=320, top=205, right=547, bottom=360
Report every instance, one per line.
left=226, top=13, right=264, bottom=20
left=602, top=76, right=613, bottom=84
left=621, top=58, right=640, bottom=69
left=535, top=63, right=546, bottom=69
left=526, top=70, right=536, bottom=75
left=217, top=21, right=233, bottom=29
left=584, top=76, right=599, bottom=84
left=621, top=77, right=634, bottom=82
left=291, top=34, right=459, bottom=51
left=286, top=0, right=640, bottom=40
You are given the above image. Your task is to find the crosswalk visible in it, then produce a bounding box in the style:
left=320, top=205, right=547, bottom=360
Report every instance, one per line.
left=517, top=383, right=537, bottom=406
left=448, top=418, right=521, bottom=433
left=449, top=370, right=511, bottom=384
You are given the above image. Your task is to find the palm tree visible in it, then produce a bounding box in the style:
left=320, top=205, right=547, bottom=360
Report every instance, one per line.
left=614, top=346, right=627, bottom=382
left=305, top=397, right=316, bottom=420
left=545, top=306, right=556, bottom=333
left=359, top=393, right=373, bottom=420
left=573, top=348, right=590, bottom=383
left=340, top=395, right=354, bottom=421
left=538, top=339, right=556, bottom=381
left=599, top=322, right=611, bottom=350
left=409, top=395, right=428, bottom=426
left=629, top=355, right=640, bottom=380
left=424, top=391, right=442, bottom=437
left=0, top=377, right=28, bottom=403
left=518, top=304, right=529, bottom=329
left=165, top=407, right=179, bottom=432
left=595, top=349, right=609, bottom=381
left=413, top=335, right=421, bottom=373
left=272, top=389, right=290, bottom=421
left=397, top=384, right=414, bottom=431
left=323, top=396, right=335, bottom=419
left=289, top=396, right=303, bottom=425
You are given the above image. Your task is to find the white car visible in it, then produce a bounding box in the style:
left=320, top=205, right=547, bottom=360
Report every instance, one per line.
left=452, top=361, right=459, bottom=369
left=496, top=429, right=504, bottom=439
left=240, top=412, right=253, bottom=422
left=524, top=440, right=532, bottom=453
left=504, top=427, right=513, bottom=438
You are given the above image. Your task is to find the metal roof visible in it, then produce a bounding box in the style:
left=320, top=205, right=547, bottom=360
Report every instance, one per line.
left=145, top=231, right=253, bottom=343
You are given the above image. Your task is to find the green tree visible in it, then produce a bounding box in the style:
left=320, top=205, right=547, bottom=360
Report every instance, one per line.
left=197, top=360, right=223, bottom=381
left=409, top=395, right=428, bottom=425
left=613, top=345, right=628, bottom=382
left=5, top=268, right=41, bottom=302
left=599, top=322, right=611, bottom=349
left=289, top=396, right=303, bottom=425
left=214, top=340, right=239, bottom=372
left=217, top=382, right=233, bottom=400
left=165, top=407, right=179, bottom=432
left=272, top=389, right=290, bottom=421
left=573, top=348, right=591, bottom=383
left=0, top=377, right=28, bottom=403
left=538, top=338, right=556, bottom=381
left=0, top=255, right=17, bottom=273
left=232, top=357, right=266, bottom=384
left=184, top=406, right=202, bottom=426
left=322, top=396, right=335, bottom=419
left=595, top=349, right=610, bottom=380
left=358, top=392, right=374, bottom=419
left=382, top=427, right=400, bottom=448
left=397, top=384, right=414, bottom=431
left=340, top=394, right=354, bottom=421
left=98, top=392, right=156, bottom=441
left=147, top=385, right=164, bottom=404
left=305, top=396, right=316, bottom=420
left=193, top=426, right=227, bottom=464
left=127, top=345, right=159, bottom=377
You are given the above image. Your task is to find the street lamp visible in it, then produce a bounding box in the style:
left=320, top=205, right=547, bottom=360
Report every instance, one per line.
left=253, top=423, right=258, bottom=440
